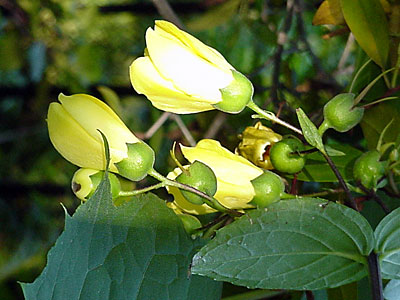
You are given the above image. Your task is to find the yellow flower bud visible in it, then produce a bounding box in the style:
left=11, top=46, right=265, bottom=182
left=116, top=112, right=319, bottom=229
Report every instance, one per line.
left=167, top=139, right=264, bottom=214
left=47, top=93, right=154, bottom=180
left=71, top=168, right=121, bottom=201
left=130, top=20, right=253, bottom=114
left=236, top=122, right=282, bottom=169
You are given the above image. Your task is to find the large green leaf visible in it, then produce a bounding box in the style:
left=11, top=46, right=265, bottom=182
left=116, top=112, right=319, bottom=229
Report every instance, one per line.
left=21, top=176, right=222, bottom=300
left=340, top=0, right=389, bottom=68
left=296, top=144, right=362, bottom=182
left=191, top=198, right=374, bottom=290
left=384, top=280, right=400, bottom=300
left=375, top=207, right=400, bottom=279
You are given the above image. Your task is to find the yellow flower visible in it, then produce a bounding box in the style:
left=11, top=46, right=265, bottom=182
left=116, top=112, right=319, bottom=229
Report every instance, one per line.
left=47, top=93, right=154, bottom=181
left=71, top=168, right=121, bottom=201
left=236, top=122, right=282, bottom=169
left=130, top=20, right=253, bottom=114
left=167, top=139, right=263, bottom=214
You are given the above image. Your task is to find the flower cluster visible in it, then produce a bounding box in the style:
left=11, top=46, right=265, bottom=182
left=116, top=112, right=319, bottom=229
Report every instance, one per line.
left=47, top=20, right=289, bottom=231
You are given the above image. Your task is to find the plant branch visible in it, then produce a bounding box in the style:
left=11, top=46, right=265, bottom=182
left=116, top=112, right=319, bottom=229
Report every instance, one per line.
left=148, top=169, right=242, bottom=217
left=322, top=152, right=358, bottom=210
left=247, top=100, right=302, bottom=134
left=150, top=0, right=184, bottom=28
left=357, top=183, right=390, bottom=215
left=367, top=252, right=384, bottom=300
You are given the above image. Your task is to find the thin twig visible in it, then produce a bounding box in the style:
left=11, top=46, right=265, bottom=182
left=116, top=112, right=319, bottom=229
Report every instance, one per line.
left=171, top=114, right=196, bottom=146
left=143, top=112, right=170, bottom=139
left=268, top=0, right=295, bottom=107
left=322, top=152, right=358, bottom=210
left=357, top=183, right=390, bottom=215
left=150, top=0, right=184, bottom=28
left=203, top=112, right=227, bottom=139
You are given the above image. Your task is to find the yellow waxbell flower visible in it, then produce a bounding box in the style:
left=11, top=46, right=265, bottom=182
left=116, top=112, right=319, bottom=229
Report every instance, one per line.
left=167, top=139, right=264, bottom=214
left=130, top=20, right=253, bottom=114
left=47, top=93, right=155, bottom=181
left=236, top=122, right=282, bottom=169
left=71, top=168, right=121, bottom=201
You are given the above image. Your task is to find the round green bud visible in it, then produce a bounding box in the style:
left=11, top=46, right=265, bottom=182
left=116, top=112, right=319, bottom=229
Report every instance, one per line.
left=116, top=142, right=155, bottom=181
left=353, top=150, right=385, bottom=189
left=213, top=70, right=254, bottom=114
left=323, top=93, right=364, bottom=133
left=177, top=213, right=202, bottom=235
left=71, top=168, right=121, bottom=201
left=270, top=138, right=306, bottom=174
left=250, top=171, right=285, bottom=208
left=176, top=161, right=217, bottom=205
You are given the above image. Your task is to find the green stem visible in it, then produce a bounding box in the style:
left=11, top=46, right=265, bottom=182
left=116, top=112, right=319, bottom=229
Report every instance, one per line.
left=148, top=169, right=242, bottom=217
left=247, top=100, right=302, bottom=135
left=118, top=182, right=166, bottom=197
left=318, top=119, right=330, bottom=137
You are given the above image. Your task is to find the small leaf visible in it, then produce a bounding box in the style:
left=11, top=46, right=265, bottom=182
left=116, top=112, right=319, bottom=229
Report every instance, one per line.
left=340, top=0, right=389, bottom=67
left=325, top=146, right=345, bottom=157
left=191, top=198, right=374, bottom=290
left=384, top=279, right=400, bottom=300
left=296, top=108, right=325, bottom=153
left=313, top=0, right=345, bottom=26
left=20, top=177, right=222, bottom=300
left=375, top=207, right=400, bottom=279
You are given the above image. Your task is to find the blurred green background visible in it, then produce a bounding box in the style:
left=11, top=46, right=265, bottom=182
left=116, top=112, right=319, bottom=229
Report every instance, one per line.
left=0, top=0, right=352, bottom=299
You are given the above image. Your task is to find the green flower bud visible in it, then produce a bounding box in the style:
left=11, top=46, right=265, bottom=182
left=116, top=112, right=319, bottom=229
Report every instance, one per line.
left=115, top=142, right=155, bottom=181
left=71, top=168, right=121, bottom=201
left=322, top=93, right=364, bottom=133
left=353, top=150, right=385, bottom=189
left=270, top=137, right=306, bottom=174
left=176, top=161, right=217, bottom=205
left=250, top=171, right=285, bottom=208
left=213, top=70, right=254, bottom=114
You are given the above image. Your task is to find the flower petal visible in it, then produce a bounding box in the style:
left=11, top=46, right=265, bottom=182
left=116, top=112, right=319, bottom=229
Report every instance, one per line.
left=130, top=57, right=215, bottom=113
left=181, top=139, right=263, bottom=185
left=58, top=94, right=139, bottom=158
left=215, top=180, right=255, bottom=209
left=146, top=27, right=233, bottom=101
left=154, top=20, right=234, bottom=71
left=48, top=103, right=118, bottom=170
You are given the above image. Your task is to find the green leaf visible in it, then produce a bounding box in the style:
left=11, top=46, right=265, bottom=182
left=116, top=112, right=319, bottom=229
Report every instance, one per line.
left=375, top=207, right=400, bottom=279
left=325, top=146, right=345, bottom=157
left=384, top=279, right=400, bottom=300
left=340, top=0, right=389, bottom=68
left=21, top=176, right=222, bottom=300
left=361, top=102, right=400, bottom=150
left=296, top=108, right=325, bottom=153
left=296, top=144, right=362, bottom=182
left=191, top=198, right=374, bottom=290
left=327, top=282, right=358, bottom=300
